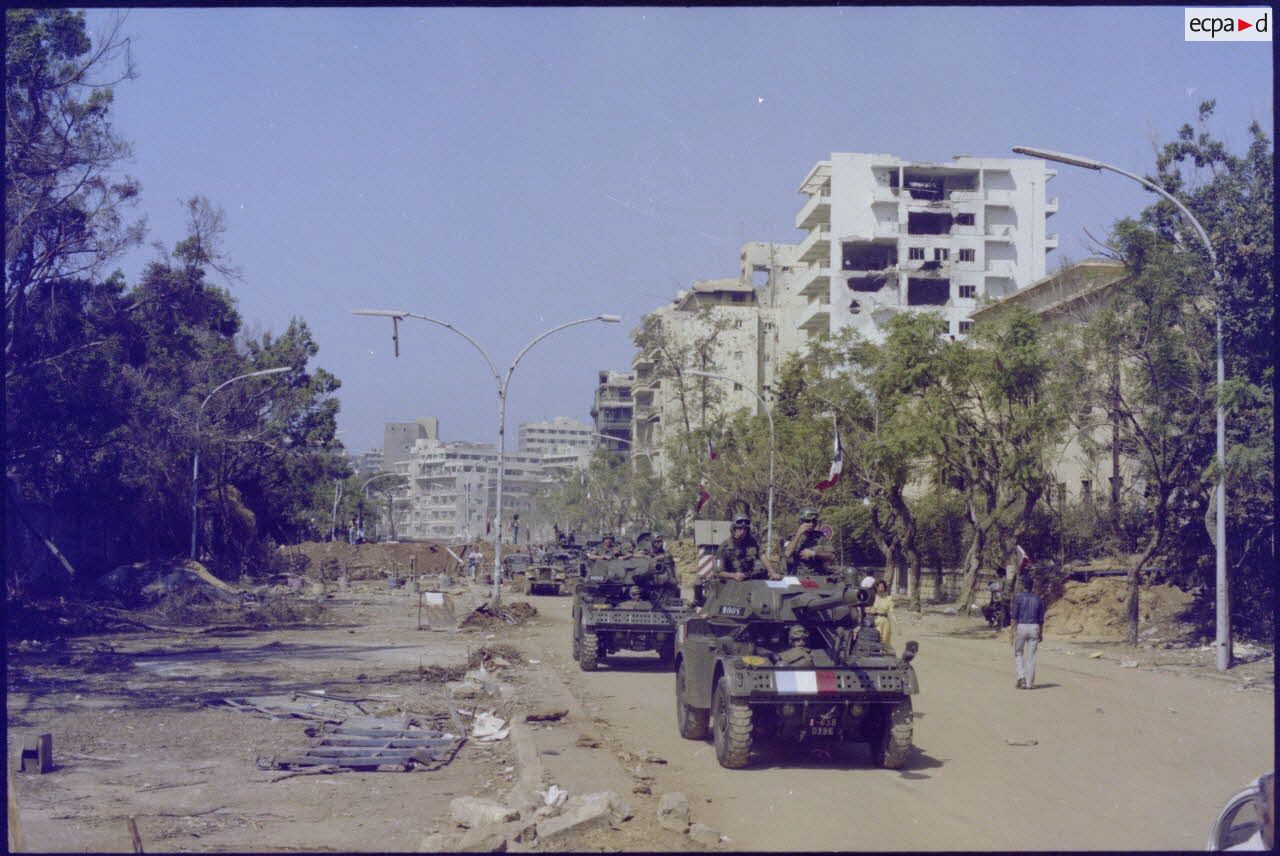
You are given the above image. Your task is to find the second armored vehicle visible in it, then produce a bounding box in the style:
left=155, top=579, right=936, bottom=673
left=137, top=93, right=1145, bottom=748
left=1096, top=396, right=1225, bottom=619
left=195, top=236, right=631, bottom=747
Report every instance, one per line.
left=572, top=556, right=691, bottom=671
left=674, top=576, right=920, bottom=769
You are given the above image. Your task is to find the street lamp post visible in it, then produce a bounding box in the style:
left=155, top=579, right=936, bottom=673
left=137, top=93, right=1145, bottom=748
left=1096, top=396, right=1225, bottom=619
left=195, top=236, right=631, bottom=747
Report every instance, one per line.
left=1012, top=145, right=1230, bottom=671
left=685, top=369, right=776, bottom=563
left=354, top=309, right=620, bottom=608
left=190, top=367, right=290, bottom=560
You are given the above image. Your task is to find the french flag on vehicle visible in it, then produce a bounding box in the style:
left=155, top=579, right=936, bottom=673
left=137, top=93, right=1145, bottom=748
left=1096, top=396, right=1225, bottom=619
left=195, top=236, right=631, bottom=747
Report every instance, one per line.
left=774, top=670, right=839, bottom=694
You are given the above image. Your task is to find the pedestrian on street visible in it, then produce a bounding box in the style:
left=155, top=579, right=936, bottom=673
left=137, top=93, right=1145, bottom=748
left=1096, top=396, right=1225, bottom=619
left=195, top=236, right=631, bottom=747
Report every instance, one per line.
left=1010, top=574, right=1045, bottom=689
left=870, top=579, right=897, bottom=649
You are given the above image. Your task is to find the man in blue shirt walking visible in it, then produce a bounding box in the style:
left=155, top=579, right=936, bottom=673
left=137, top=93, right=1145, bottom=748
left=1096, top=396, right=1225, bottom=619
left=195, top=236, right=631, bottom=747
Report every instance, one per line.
left=1010, top=574, right=1045, bottom=690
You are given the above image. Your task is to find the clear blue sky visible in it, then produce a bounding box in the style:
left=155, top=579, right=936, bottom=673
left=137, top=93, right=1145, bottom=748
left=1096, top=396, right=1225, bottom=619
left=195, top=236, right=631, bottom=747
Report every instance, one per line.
left=85, top=7, right=1273, bottom=454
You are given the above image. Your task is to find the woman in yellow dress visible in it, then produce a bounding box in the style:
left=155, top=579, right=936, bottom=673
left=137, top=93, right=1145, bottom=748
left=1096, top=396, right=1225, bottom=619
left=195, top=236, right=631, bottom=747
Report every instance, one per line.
left=870, top=579, right=897, bottom=649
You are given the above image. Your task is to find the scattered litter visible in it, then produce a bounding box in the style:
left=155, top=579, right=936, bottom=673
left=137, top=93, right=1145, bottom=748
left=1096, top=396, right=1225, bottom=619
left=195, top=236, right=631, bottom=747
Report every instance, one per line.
left=943, top=607, right=958, bottom=615
left=1088, top=652, right=1103, bottom=659
left=528, top=659, right=541, bottom=665
left=575, top=735, right=601, bottom=749
left=540, top=784, right=569, bottom=808
left=471, top=711, right=509, bottom=741
left=1004, top=738, right=1038, bottom=747
left=1119, top=660, right=1138, bottom=668
left=1168, top=708, right=1177, bottom=714
left=220, top=693, right=366, bottom=723
left=526, top=710, right=568, bottom=723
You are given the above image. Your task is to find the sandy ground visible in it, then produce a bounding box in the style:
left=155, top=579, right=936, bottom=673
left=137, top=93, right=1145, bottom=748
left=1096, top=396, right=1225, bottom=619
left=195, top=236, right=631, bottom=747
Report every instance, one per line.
left=7, top=575, right=1273, bottom=852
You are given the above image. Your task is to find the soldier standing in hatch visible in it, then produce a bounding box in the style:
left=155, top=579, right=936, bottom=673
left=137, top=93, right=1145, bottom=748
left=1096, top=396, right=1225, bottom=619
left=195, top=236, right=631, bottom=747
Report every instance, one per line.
left=784, top=508, right=836, bottom=578
left=617, top=585, right=651, bottom=610
left=714, top=516, right=774, bottom=582
left=588, top=533, right=625, bottom=561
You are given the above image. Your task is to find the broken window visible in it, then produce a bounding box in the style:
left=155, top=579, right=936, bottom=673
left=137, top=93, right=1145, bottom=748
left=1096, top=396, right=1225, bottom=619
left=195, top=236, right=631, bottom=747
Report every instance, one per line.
left=959, top=249, right=976, bottom=263
left=902, top=174, right=943, bottom=200
left=908, top=247, right=925, bottom=261
left=752, top=266, right=770, bottom=287
left=842, top=242, right=897, bottom=271
left=907, top=278, right=950, bottom=306
left=907, top=211, right=953, bottom=235
left=956, top=213, right=976, bottom=226
left=934, top=248, right=950, bottom=262
left=958, top=284, right=977, bottom=299
left=847, top=274, right=888, bottom=292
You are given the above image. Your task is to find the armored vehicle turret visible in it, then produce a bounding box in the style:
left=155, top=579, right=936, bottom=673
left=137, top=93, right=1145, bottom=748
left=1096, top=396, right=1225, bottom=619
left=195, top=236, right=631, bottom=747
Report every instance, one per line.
left=525, top=548, right=585, bottom=596
left=674, top=576, right=920, bottom=769
left=571, top=555, right=692, bottom=671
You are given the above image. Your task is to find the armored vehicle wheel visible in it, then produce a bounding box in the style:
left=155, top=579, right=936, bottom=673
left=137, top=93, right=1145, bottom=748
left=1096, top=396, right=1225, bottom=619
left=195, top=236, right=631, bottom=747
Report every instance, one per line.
left=870, top=697, right=913, bottom=769
left=712, top=676, right=754, bottom=768
left=571, top=618, right=580, bottom=660
left=578, top=631, right=600, bottom=672
left=675, top=662, right=709, bottom=740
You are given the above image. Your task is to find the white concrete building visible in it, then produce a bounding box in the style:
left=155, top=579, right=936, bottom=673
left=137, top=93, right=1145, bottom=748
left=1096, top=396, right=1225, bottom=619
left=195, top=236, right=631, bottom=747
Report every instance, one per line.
left=795, top=153, right=1059, bottom=340
left=519, top=417, right=596, bottom=457
left=591, top=370, right=635, bottom=456
left=382, top=417, right=440, bottom=467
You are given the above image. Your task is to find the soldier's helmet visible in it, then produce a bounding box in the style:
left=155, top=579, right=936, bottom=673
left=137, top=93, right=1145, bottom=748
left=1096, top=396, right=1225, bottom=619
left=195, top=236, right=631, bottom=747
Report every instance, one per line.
left=628, top=585, right=643, bottom=598
left=651, top=533, right=664, bottom=545
left=601, top=533, right=615, bottom=543
left=799, top=508, right=819, bottom=523
left=732, top=515, right=751, bottom=529
left=788, top=624, right=808, bottom=643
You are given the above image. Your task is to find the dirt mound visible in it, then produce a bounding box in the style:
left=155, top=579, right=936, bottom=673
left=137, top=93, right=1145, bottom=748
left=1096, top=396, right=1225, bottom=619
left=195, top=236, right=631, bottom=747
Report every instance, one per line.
left=281, top=540, right=472, bottom=580
left=1047, top=577, right=1197, bottom=639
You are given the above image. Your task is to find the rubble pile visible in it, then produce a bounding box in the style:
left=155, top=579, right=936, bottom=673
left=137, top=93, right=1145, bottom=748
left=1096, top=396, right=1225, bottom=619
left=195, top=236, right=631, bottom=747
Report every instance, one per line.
left=1046, top=577, right=1197, bottom=640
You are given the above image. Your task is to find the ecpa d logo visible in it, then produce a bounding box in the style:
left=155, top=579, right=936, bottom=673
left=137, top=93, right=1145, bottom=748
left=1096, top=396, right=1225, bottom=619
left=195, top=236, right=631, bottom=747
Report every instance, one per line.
left=1185, top=8, right=1272, bottom=41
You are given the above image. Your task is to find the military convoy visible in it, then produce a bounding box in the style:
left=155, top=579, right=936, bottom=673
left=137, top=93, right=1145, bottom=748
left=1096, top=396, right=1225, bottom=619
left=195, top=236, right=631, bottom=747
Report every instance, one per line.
left=571, top=555, right=692, bottom=671
left=525, top=548, right=584, bottom=596
left=673, top=575, right=920, bottom=769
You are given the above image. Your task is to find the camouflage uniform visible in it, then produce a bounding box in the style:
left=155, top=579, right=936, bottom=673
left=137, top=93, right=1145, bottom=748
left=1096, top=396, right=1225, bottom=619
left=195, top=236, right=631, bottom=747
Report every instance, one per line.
left=715, top=535, right=768, bottom=581
left=776, top=625, right=815, bottom=667
left=786, top=528, right=835, bottom=577
left=617, top=586, right=651, bottom=610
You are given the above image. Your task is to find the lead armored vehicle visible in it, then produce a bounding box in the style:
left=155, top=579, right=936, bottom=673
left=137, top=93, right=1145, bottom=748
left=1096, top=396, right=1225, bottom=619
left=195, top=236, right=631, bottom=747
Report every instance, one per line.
left=674, top=576, right=920, bottom=769
left=526, top=548, right=585, bottom=596
left=572, top=556, right=692, bottom=671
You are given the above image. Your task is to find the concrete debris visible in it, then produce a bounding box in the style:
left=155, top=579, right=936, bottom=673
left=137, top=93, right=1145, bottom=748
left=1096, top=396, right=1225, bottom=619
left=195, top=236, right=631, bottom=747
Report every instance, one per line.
left=419, top=832, right=452, bottom=852
left=1088, top=651, right=1103, bottom=659
left=1004, top=738, right=1038, bottom=747
left=575, top=735, right=601, bottom=748
left=457, top=826, right=510, bottom=852
left=539, top=784, right=568, bottom=808
left=633, top=784, right=652, bottom=795
left=450, top=796, right=521, bottom=828
left=689, top=822, right=722, bottom=847
left=535, top=791, right=630, bottom=843
left=1120, top=660, right=1138, bottom=668
left=657, top=792, right=691, bottom=833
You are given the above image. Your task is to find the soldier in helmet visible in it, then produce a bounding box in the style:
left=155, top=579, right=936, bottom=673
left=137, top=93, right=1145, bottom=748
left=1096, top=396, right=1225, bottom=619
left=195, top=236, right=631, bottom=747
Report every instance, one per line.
left=714, top=515, right=775, bottom=582
left=588, top=533, right=625, bottom=561
left=617, top=585, right=651, bottom=610
left=784, top=508, right=836, bottom=578
left=777, top=624, right=815, bottom=667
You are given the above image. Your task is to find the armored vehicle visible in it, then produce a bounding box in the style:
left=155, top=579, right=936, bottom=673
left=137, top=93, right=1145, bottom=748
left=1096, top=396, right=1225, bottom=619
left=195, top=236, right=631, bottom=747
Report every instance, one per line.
left=572, top=556, right=692, bottom=671
left=674, top=576, right=920, bottom=769
left=501, top=553, right=533, bottom=582
left=526, top=548, right=584, bottom=596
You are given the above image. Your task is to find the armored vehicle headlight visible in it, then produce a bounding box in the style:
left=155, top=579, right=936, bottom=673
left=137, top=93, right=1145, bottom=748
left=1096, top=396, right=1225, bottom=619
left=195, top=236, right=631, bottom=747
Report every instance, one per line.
left=739, top=655, right=768, bottom=667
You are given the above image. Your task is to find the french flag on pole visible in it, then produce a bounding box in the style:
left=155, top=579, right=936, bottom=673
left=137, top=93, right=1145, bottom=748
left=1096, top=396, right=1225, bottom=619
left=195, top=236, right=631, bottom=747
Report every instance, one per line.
left=1016, top=544, right=1032, bottom=573
left=815, top=419, right=843, bottom=491
left=695, top=483, right=712, bottom=513
left=706, top=436, right=718, bottom=461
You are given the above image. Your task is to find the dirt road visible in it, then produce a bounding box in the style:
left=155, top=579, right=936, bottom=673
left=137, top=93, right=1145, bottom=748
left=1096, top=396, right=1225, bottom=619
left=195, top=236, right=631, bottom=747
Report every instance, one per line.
left=7, top=579, right=1272, bottom=852
left=511, top=593, right=1273, bottom=851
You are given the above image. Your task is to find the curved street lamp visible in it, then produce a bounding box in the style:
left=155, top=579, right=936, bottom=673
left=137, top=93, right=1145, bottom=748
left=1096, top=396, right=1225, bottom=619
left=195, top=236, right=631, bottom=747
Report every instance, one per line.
left=685, top=369, right=775, bottom=563
left=1012, top=145, right=1229, bottom=670
left=354, top=309, right=620, bottom=608
left=190, top=367, right=291, bottom=560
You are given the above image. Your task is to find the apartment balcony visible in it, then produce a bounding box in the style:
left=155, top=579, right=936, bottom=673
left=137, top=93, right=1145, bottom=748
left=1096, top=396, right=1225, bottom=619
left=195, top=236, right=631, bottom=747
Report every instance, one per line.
left=1045, top=196, right=1060, bottom=215
left=985, top=259, right=1016, bottom=277
left=797, top=267, right=831, bottom=299
left=632, top=384, right=655, bottom=403
left=796, top=227, right=832, bottom=265
left=798, top=306, right=831, bottom=334
left=948, top=189, right=983, bottom=202
left=984, top=224, right=1015, bottom=241
left=872, top=221, right=903, bottom=239
left=794, top=193, right=831, bottom=230
left=631, top=350, right=655, bottom=371
left=633, top=402, right=656, bottom=421
left=985, top=189, right=1014, bottom=207
left=597, top=416, right=632, bottom=432
left=1045, top=233, right=1060, bottom=249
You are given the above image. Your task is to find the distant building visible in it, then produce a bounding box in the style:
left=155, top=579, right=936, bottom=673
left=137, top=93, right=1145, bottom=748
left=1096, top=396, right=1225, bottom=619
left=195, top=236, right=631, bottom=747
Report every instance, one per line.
left=591, top=370, right=634, bottom=456
left=519, top=417, right=596, bottom=456
left=350, top=448, right=385, bottom=475
left=383, top=417, right=439, bottom=467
